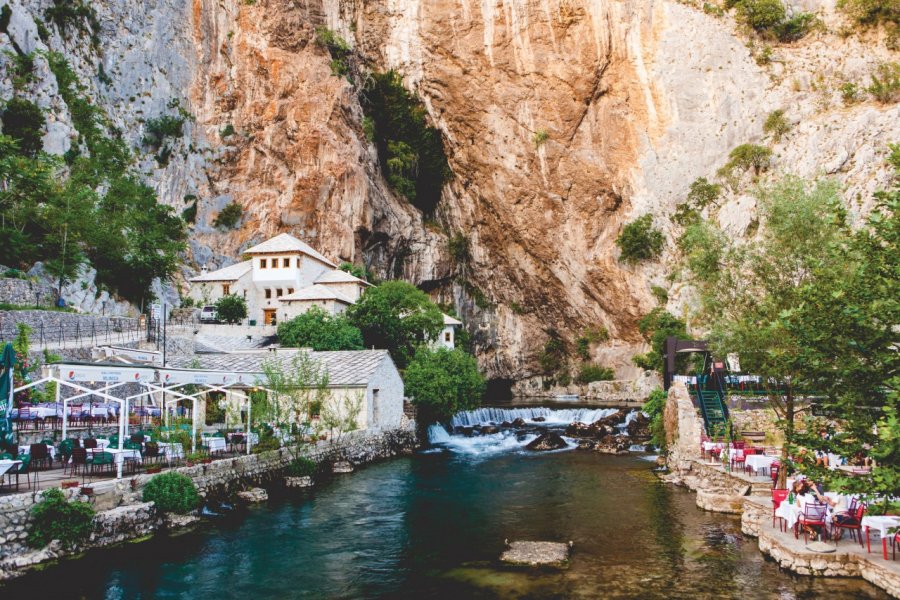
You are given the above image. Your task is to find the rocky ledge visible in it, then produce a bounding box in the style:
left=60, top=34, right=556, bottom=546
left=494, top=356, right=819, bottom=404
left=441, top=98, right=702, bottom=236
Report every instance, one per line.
left=500, top=541, right=572, bottom=568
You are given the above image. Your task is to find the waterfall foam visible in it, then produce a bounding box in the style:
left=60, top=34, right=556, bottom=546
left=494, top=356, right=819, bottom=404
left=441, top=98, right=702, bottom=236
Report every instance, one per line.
left=450, top=407, right=623, bottom=427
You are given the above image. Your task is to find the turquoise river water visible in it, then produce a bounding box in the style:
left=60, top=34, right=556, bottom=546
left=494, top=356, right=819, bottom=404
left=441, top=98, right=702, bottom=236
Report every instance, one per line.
left=0, top=410, right=890, bottom=599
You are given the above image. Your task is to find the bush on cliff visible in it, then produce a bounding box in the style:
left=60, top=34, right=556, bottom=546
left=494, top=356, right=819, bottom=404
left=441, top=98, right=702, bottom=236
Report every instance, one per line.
left=405, top=347, right=485, bottom=423
left=643, top=388, right=668, bottom=451
left=143, top=472, right=199, bottom=514
left=27, top=488, right=95, bottom=549
left=616, top=215, right=664, bottom=264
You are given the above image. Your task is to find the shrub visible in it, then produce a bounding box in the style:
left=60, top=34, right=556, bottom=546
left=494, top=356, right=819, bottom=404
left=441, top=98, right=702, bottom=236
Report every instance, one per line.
left=315, top=27, right=351, bottom=77
left=651, top=285, right=669, bottom=304
left=2, top=97, right=46, bottom=157
left=575, top=363, right=615, bottom=384
left=643, top=388, right=668, bottom=450
left=215, top=294, right=247, bottom=324
left=27, top=489, right=95, bottom=549
left=538, top=331, right=566, bottom=374
left=632, top=309, right=691, bottom=374
left=774, top=13, right=817, bottom=41
left=866, top=61, right=900, bottom=103
left=182, top=198, right=198, bottom=223
left=840, top=81, right=861, bottom=104
left=287, top=456, right=317, bottom=477
left=8, top=52, right=37, bottom=90
left=763, top=109, right=791, bottom=141
left=837, top=0, right=899, bottom=26
left=277, top=306, right=363, bottom=350
left=717, top=143, right=772, bottom=184
left=674, top=177, right=721, bottom=225
left=143, top=114, right=185, bottom=149
left=532, top=129, right=549, bottom=147
left=220, top=123, right=235, bottom=138
left=44, top=0, right=100, bottom=45
left=755, top=45, right=773, bottom=66
left=405, top=347, right=485, bottom=423
left=0, top=5, right=10, bottom=33
left=616, top=215, right=665, bottom=264
left=338, top=262, right=368, bottom=280
left=736, top=0, right=786, bottom=31
left=360, top=70, right=449, bottom=213
left=448, top=232, right=471, bottom=263
left=143, top=472, right=199, bottom=514
left=213, top=201, right=243, bottom=229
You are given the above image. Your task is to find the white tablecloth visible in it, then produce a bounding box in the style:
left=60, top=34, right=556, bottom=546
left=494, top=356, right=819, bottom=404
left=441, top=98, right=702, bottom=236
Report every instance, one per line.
left=91, top=438, right=112, bottom=450
left=90, top=407, right=112, bottom=418
left=774, top=495, right=831, bottom=531
left=18, top=444, right=56, bottom=460
left=0, top=460, right=21, bottom=477
left=157, top=442, right=184, bottom=460
left=861, top=516, right=900, bottom=539
left=745, top=455, right=778, bottom=474
left=702, top=441, right=725, bottom=452
left=204, top=437, right=227, bottom=453
left=102, top=448, right=143, bottom=465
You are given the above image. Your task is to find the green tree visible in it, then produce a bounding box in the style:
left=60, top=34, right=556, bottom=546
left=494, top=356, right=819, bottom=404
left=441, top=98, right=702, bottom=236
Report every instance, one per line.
left=347, top=280, right=444, bottom=369
left=27, top=489, right=95, bottom=549
left=277, top=306, right=364, bottom=351
left=632, top=308, right=690, bottom=375
left=736, top=0, right=786, bottom=31
left=142, top=472, right=199, bottom=514
left=338, top=261, right=367, bottom=280
left=1, top=98, right=45, bottom=157
left=213, top=202, right=242, bottom=230
left=680, top=177, right=855, bottom=484
left=643, top=388, right=668, bottom=450
left=616, top=215, right=665, bottom=264
left=215, top=294, right=247, bottom=324
left=405, top=347, right=485, bottom=423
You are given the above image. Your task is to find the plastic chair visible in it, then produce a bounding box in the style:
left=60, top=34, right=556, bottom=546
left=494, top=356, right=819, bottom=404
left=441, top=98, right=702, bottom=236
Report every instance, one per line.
left=83, top=438, right=98, bottom=450
left=795, top=502, right=828, bottom=542
left=90, top=450, right=114, bottom=476
left=8, top=454, right=31, bottom=491
left=29, top=443, right=51, bottom=470
left=70, top=448, right=89, bottom=478
left=772, top=489, right=789, bottom=532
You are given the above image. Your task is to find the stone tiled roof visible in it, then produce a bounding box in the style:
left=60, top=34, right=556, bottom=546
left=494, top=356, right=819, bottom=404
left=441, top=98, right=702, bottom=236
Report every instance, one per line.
left=314, top=270, right=373, bottom=286
left=244, top=233, right=336, bottom=267
left=280, top=284, right=355, bottom=304
left=169, top=349, right=393, bottom=386
left=189, top=260, right=252, bottom=282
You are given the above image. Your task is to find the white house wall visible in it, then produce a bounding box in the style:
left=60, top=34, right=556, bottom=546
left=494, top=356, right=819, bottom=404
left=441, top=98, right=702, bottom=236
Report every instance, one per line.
left=366, top=356, right=405, bottom=431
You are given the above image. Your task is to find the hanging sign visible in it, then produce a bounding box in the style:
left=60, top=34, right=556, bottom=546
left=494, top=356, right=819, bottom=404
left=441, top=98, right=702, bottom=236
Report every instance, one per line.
left=159, top=369, right=265, bottom=386
left=58, top=364, right=155, bottom=383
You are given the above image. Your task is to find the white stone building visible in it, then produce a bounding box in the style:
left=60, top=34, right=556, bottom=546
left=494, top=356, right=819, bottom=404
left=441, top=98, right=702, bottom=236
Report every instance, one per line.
left=188, top=233, right=461, bottom=349
left=170, top=348, right=405, bottom=432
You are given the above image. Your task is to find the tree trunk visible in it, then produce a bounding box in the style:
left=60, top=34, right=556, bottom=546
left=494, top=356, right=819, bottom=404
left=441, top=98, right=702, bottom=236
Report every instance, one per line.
left=776, top=383, right=794, bottom=489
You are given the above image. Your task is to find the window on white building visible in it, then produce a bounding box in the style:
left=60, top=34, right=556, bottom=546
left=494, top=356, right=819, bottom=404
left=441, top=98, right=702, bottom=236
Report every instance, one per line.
left=265, top=289, right=272, bottom=299
left=223, top=284, right=230, bottom=295
left=276, top=289, right=283, bottom=297
left=296, top=257, right=301, bottom=268
left=260, top=258, right=267, bottom=269
left=445, top=332, right=451, bottom=342
left=283, top=258, right=290, bottom=268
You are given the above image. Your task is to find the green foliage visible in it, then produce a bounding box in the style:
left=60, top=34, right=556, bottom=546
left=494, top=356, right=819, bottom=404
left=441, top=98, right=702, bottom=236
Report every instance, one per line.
left=717, top=143, right=772, bottom=185
left=347, top=280, right=444, bottom=369
left=651, top=285, right=669, bottom=304
left=532, top=129, right=549, bottom=147
left=736, top=0, right=786, bottom=31
left=143, top=472, right=199, bottom=514
left=837, top=0, right=900, bottom=26
left=143, top=115, right=185, bottom=149
left=643, top=388, right=668, bottom=450
left=616, top=214, right=664, bottom=264
left=27, top=489, right=95, bottom=549
left=508, top=301, right=526, bottom=315
left=362, top=116, right=375, bottom=142
left=405, top=347, right=485, bottom=423
left=575, top=363, right=614, bottom=384
left=287, top=456, right=317, bottom=477
left=632, top=308, right=689, bottom=375
left=462, top=280, right=491, bottom=309
left=840, top=81, right=861, bottom=104
left=182, top=198, right=198, bottom=224
left=773, top=12, right=818, bottom=41
left=360, top=70, right=449, bottom=214
left=34, top=19, right=50, bottom=42
left=215, top=294, right=247, bottom=324
left=763, top=109, right=791, bottom=142
left=0, top=5, right=10, bottom=33
left=213, top=201, right=243, bottom=229
left=220, top=124, right=235, bottom=138
left=448, top=232, right=471, bottom=264
left=888, top=142, right=900, bottom=174
left=315, top=27, right=351, bottom=77
left=867, top=61, right=900, bottom=103
left=277, top=306, right=364, bottom=351
left=7, top=51, right=37, bottom=90
left=338, top=262, right=368, bottom=280
left=2, top=98, right=45, bottom=157
left=674, top=177, right=721, bottom=226
left=44, top=0, right=100, bottom=46
left=538, top=330, right=567, bottom=375
left=755, top=44, right=774, bottom=66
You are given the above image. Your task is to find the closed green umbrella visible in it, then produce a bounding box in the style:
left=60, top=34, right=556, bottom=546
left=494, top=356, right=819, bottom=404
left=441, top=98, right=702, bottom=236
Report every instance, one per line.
left=0, top=343, right=15, bottom=451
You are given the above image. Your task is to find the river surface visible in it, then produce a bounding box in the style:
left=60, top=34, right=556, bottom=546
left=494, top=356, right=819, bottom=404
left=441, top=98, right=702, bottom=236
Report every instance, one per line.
left=2, top=409, right=890, bottom=600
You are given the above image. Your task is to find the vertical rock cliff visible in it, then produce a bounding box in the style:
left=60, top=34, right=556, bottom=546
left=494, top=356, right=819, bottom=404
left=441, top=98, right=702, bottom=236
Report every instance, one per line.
left=1, top=0, right=896, bottom=381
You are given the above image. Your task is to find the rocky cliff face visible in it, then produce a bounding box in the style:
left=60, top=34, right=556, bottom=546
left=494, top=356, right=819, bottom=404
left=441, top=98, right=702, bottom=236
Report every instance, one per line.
left=1, top=0, right=896, bottom=381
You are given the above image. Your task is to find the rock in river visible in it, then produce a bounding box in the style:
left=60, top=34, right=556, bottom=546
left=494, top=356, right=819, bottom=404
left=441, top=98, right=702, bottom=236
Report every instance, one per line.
left=480, top=425, right=499, bottom=434
left=511, top=418, right=527, bottom=427
left=532, top=416, right=546, bottom=422
left=525, top=433, right=569, bottom=451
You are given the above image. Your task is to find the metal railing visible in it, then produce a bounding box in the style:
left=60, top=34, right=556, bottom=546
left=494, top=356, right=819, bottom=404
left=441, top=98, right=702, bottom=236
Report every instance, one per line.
left=0, top=318, right=146, bottom=350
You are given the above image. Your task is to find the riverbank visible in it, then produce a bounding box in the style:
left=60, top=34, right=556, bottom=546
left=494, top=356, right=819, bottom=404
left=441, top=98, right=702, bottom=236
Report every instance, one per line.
left=0, top=426, right=417, bottom=582
left=661, top=383, right=900, bottom=598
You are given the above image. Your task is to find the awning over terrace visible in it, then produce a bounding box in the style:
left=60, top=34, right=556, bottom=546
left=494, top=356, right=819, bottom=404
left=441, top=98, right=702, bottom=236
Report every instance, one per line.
left=13, top=360, right=269, bottom=478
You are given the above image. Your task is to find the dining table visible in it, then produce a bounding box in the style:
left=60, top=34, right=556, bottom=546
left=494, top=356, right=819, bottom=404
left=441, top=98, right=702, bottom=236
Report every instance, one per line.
left=17, top=444, right=57, bottom=460
left=745, top=454, right=779, bottom=475
left=203, top=437, right=227, bottom=455
left=0, top=459, right=22, bottom=479
left=156, top=442, right=184, bottom=460
left=861, top=515, right=900, bottom=560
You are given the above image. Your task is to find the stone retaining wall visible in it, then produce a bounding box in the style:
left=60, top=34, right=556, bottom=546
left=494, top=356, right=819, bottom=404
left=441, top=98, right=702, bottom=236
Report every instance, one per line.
left=0, top=426, right=418, bottom=581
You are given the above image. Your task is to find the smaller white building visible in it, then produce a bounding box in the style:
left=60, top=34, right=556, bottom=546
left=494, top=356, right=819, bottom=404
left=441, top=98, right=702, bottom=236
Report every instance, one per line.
left=438, top=314, right=463, bottom=349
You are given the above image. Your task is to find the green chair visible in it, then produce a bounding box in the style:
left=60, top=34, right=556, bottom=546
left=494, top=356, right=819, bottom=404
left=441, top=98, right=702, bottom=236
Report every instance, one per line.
left=0, top=452, right=12, bottom=460
left=8, top=454, right=31, bottom=491
left=124, top=440, right=141, bottom=451
left=109, top=435, right=119, bottom=447
left=58, top=439, right=75, bottom=464
left=90, top=451, right=114, bottom=475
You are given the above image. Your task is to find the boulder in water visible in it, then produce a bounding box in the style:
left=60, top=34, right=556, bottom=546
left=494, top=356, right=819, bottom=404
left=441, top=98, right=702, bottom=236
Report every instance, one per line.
left=500, top=421, right=513, bottom=428
left=501, top=540, right=572, bottom=568
left=626, top=412, right=650, bottom=439
left=481, top=425, right=499, bottom=434
left=565, top=422, right=592, bottom=437
left=511, top=417, right=527, bottom=427
left=525, top=433, right=569, bottom=451
left=532, top=416, right=546, bottom=422
left=595, top=410, right=627, bottom=428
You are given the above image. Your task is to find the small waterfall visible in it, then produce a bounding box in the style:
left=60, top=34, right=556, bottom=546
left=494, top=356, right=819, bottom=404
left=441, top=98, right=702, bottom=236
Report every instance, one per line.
left=450, top=407, right=622, bottom=427
left=427, top=424, right=452, bottom=444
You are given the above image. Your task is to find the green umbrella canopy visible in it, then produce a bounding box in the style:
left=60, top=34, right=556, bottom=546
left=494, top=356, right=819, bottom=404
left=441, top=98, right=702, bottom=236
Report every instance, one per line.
left=0, top=342, right=15, bottom=450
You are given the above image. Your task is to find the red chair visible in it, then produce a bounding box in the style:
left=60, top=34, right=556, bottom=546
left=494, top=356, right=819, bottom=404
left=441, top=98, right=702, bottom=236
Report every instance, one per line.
left=832, top=502, right=866, bottom=547
left=70, top=447, right=89, bottom=478
left=770, top=463, right=781, bottom=484
left=29, top=443, right=52, bottom=470
left=83, top=438, right=98, bottom=450
left=731, top=449, right=746, bottom=473
left=795, top=503, right=829, bottom=542
left=733, top=441, right=746, bottom=450
left=772, top=489, right=789, bottom=532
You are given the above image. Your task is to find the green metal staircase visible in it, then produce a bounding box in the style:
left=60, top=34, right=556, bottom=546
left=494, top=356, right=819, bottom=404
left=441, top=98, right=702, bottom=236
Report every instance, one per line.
left=696, top=373, right=729, bottom=437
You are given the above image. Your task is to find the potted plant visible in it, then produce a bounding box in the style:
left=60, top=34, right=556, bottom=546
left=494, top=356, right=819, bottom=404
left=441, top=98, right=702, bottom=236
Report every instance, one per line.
left=146, top=465, right=162, bottom=474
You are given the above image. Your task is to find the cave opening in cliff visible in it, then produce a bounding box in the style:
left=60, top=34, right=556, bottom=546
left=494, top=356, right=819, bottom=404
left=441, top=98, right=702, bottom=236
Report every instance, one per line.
left=484, top=378, right=514, bottom=402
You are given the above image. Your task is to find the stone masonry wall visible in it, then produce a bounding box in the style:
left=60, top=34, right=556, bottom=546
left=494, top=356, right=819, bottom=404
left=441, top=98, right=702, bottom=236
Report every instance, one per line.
left=0, top=426, right=418, bottom=580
